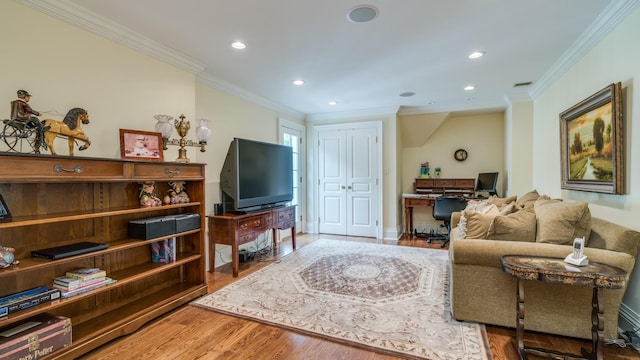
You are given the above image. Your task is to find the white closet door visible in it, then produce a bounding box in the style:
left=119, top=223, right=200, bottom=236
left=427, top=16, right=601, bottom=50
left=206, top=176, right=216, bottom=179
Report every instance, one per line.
left=318, top=126, right=378, bottom=237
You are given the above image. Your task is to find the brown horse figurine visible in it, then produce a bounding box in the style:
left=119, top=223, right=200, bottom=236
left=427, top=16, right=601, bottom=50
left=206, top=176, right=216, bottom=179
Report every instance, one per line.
left=43, top=108, right=91, bottom=156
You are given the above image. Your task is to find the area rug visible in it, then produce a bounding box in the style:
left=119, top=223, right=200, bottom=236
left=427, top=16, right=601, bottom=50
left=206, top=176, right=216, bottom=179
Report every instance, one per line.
left=192, top=239, right=492, bottom=360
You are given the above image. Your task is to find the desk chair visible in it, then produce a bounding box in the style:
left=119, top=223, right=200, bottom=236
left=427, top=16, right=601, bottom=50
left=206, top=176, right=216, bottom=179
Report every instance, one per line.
left=429, top=196, right=467, bottom=248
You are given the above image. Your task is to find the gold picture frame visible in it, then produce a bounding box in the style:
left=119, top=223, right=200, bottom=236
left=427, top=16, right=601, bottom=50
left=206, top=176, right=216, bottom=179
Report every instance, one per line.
left=559, top=82, right=623, bottom=194
left=119, top=129, right=164, bottom=161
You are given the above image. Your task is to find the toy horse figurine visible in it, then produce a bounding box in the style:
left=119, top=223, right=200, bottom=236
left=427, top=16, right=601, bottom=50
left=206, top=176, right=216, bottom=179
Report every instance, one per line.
left=43, top=107, right=91, bottom=156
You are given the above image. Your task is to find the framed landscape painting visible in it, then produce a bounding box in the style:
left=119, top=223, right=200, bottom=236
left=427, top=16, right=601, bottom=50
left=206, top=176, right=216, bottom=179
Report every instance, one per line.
left=559, top=82, right=623, bottom=194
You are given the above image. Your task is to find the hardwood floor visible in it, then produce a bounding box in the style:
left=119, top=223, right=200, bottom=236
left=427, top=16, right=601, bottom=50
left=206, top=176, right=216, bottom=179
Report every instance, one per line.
left=80, top=234, right=639, bottom=359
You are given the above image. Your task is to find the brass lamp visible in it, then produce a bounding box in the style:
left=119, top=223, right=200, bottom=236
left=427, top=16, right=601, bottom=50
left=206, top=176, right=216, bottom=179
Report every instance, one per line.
left=154, top=114, right=210, bottom=163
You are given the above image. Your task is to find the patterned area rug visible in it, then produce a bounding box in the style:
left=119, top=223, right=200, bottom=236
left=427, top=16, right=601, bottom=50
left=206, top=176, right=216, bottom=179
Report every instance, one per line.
left=192, top=239, right=492, bottom=360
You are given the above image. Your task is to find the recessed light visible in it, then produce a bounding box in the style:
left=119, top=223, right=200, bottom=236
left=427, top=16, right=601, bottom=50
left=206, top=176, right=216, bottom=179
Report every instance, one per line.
left=399, top=92, right=415, bottom=97
left=231, top=41, right=246, bottom=50
left=347, top=5, right=379, bottom=23
left=468, top=51, right=485, bottom=59
left=292, top=79, right=305, bottom=86
left=464, top=85, right=476, bottom=91
left=328, top=101, right=337, bottom=106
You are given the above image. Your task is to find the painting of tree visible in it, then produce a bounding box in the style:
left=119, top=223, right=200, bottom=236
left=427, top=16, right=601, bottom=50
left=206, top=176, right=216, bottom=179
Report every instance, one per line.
left=560, top=82, right=623, bottom=194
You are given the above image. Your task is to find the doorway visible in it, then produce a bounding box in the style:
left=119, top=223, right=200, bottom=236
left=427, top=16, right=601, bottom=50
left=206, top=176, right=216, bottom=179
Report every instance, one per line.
left=314, top=122, right=381, bottom=238
left=279, top=119, right=304, bottom=236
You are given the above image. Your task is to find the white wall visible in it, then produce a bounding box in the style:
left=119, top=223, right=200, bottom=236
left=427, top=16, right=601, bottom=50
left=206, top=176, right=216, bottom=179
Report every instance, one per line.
left=0, top=1, right=195, bottom=159
left=504, top=100, right=534, bottom=197
left=532, top=6, right=640, bottom=327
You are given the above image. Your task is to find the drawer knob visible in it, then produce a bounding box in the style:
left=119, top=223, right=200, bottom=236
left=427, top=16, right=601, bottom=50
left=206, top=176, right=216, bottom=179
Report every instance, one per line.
left=53, top=164, right=83, bottom=173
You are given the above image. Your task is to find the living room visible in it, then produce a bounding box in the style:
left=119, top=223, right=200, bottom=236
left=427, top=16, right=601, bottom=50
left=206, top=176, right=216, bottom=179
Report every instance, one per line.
left=1, top=0, right=640, bottom=359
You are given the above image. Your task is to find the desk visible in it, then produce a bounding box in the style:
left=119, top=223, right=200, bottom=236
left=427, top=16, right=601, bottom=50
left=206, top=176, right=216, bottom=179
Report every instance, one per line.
left=501, top=255, right=628, bottom=360
left=403, top=178, right=475, bottom=234
left=208, top=205, right=296, bottom=277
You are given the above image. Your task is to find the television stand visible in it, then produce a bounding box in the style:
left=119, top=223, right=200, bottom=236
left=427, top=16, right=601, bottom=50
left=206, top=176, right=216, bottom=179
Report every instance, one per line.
left=207, top=205, right=296, bottom=277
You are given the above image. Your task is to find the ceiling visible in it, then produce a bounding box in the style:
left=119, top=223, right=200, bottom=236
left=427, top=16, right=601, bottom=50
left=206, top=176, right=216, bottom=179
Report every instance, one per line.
left=25, top=0, right=627, bottom=119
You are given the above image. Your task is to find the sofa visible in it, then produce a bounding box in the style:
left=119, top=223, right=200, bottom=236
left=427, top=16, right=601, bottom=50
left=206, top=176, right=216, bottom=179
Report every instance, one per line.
left=448, top=190, right=640, bottom=340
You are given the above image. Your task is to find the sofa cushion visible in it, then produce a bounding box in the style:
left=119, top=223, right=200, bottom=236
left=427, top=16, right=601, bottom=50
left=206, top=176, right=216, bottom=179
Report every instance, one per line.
left=498, top=201, right=518, bottom=216
left=516, top=190, right=540, bottom=208
left=457, top=199, right=492, bottom=239
left=534, top=198, right=591, bottom=245
left=487, top=207, right=536, bottom=241
left=488, top=195, right=517, bottom=210
left=464, top=205, right=500, bottom=239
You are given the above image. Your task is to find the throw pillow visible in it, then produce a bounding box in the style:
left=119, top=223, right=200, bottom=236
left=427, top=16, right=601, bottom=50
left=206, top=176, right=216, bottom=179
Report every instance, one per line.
left=463, top=205, right=499, bottom=239
left=487, top=207, right=536, bottom=241
left=488, top=195, right=517, bottom=210
left=534, top=199, right=591, bottom=245
left=498, top=201, right=517, bottom=216
left=516, top=190, right=540, bottom=208
left=456, top=199, right=492, bottom=240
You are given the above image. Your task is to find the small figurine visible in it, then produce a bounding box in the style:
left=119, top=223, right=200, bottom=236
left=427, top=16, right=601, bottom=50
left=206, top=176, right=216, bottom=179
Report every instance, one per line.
left=10, top=89, right=49, bottom=153
left=0, top=246, right=19, bottom=268
left=139, top=181, right=162, bottom=207
left=168, top=181, right=190, bottom=204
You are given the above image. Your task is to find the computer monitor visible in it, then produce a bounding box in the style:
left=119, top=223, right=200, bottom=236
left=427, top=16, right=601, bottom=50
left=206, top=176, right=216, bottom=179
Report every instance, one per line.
left=476, top=172, right=499, bottom=196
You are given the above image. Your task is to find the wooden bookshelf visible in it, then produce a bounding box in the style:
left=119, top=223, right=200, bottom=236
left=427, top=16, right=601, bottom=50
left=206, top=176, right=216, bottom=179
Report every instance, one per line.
left=0, top=153, right=207, bottom=359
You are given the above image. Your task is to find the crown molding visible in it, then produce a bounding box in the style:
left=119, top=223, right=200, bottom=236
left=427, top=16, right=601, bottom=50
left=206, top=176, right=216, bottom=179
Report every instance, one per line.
left=18, top=0, right=206, bottom=74
left=529, top=0, right=640, bottom=99
left=19, top=0, right=306, bottom=119
left=196, top=73, right=305, bottom=120
left=306, top=106, right=399, bottom=122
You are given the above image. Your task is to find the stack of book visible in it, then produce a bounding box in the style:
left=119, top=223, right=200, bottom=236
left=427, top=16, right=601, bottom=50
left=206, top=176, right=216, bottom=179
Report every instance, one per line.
left=53, top=268, right=116, bottom=298
left=0, top=287, right=61, bottom=317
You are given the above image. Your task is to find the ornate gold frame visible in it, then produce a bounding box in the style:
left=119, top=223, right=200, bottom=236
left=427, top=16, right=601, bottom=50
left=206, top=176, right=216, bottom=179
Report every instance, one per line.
left=559, top=82, right=623, bottom=194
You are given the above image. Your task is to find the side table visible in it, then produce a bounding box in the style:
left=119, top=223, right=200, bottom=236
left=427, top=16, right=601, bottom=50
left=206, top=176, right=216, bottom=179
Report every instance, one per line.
left=501, top=255, right=628, bottom=360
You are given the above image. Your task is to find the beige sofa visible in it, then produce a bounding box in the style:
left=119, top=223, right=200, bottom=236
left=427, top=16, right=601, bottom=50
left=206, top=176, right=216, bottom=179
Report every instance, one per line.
left=448, top=193, right=640, bottom=340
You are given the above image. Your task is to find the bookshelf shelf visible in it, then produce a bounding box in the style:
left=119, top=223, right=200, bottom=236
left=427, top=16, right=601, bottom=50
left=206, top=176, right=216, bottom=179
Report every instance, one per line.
left=0, top=153, right=207, bottom=359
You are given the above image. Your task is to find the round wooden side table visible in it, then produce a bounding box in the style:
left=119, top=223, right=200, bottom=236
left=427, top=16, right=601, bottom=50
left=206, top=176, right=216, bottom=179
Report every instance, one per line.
left=501, top=255, right=628, bottom=360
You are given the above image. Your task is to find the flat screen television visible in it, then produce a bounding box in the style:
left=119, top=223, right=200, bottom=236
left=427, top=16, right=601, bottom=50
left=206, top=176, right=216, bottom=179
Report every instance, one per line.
left=476, top=172, right=499, bottom=196
left=220, top=137, right=293, bottom=213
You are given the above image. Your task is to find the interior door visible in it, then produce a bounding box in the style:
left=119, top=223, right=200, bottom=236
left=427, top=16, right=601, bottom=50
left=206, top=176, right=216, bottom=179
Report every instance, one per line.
left=318, top=126, right=378, bottom=237
left=346, top=127, right=378, bottom=237
left=279, top=119, right=304, bottom=237
left=318, top=130, right=347, bottom=235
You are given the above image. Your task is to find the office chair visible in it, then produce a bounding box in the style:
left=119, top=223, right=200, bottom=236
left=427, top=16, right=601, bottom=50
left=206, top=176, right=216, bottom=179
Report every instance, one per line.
left=429, top=196, right=467, bottom=248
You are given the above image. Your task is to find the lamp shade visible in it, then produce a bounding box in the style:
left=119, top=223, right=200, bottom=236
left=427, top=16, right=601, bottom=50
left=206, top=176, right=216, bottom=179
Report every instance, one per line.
left=195, top=119, right=211, bottom=144
left=153, top=114, right=174, bottom=139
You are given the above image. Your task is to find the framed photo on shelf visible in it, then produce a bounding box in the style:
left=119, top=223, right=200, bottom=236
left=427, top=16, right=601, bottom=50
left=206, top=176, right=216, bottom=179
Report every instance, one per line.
left=0, top=195, right=12, bottom=221
left=559, top=82, right=623, bottom=194
left=119, top=129, right=164, bottom=161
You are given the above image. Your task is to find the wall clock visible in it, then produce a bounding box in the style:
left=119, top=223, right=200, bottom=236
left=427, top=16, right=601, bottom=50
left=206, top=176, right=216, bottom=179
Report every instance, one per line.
left=454, top=148, right=468, bottom=161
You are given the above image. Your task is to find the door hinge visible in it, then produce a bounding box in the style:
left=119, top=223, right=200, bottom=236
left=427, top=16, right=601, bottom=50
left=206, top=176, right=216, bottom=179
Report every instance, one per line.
left=376, top=220, right=379, bottom=226
left=318, top=217, right=321, bottom=224
left=300, top=137, right=303, bottom=145
left=376, top=178, right=378, bottom=185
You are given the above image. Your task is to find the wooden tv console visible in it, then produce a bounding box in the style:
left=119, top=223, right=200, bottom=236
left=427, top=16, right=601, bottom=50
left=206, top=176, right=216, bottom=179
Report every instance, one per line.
left=207, top=205, right=296, bottom=277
